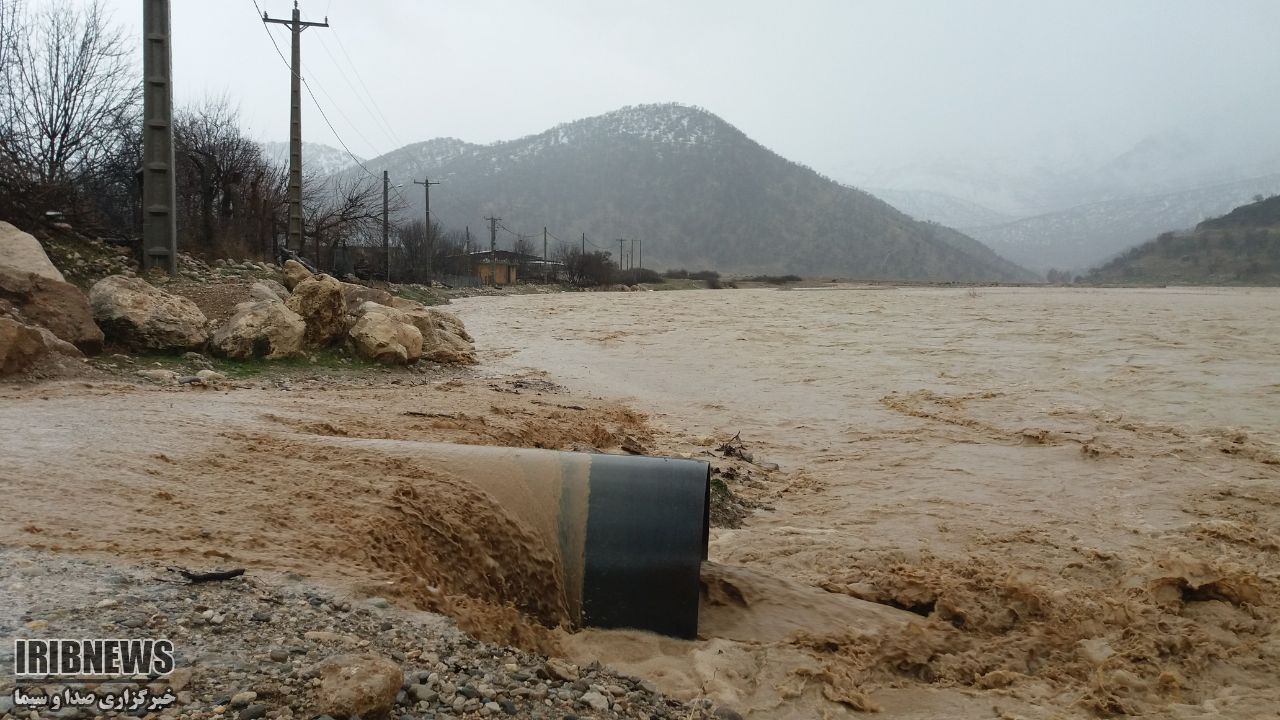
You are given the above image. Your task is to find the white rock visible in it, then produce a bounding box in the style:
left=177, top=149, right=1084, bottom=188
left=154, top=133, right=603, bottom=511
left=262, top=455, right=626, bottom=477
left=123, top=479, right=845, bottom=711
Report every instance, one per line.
left=580, top=690, right=610, bottom=711
left=0, top=220, right=65, bottom=282
left=210, top=299, right=305, bottom=360
left=89, top=275, right=208, bottom=352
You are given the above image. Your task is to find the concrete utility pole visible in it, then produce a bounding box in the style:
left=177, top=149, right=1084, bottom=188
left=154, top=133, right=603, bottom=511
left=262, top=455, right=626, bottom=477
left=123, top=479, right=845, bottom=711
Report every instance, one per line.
left=141, top=0, right=177, bottom=274
left=382, top=170, right=390, bottom=282
left=486, top=216, right=500, bottom=286
left=413, top=177, right=440, bottom=276
left=542, top=227, right=548, bottom=284
left=637, top=238, right=642, bottom=280
left=618, top=239, right=626, bottom=277
left=263, top=1, right=328, bottom=254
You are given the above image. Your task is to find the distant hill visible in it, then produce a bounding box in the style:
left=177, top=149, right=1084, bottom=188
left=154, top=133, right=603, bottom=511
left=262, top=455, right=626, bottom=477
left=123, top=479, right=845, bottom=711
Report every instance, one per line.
left=1084, top=195, right=1280, bottom=285
left=845, top=131, right=1280, bottom=275
left=863, top=187, right=1015, bottom=229
left=966, top=174, right=1280, bottom=273
left=263, top=141, right=362, bottom=178
left=339, top=104, right=1035, bottom=282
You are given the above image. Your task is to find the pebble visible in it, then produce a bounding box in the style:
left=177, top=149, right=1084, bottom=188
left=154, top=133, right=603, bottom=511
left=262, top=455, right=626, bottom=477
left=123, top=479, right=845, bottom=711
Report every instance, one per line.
left=0, top=546, right=706, bottom=720
left=580, top=689, right=610, bottom=711
left=544, top=658, right=579, bottom=682
left=96, top=598, right=119, bottom=608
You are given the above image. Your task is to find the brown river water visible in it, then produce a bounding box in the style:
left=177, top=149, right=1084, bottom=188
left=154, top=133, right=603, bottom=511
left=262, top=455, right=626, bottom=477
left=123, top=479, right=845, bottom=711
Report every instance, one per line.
left=454, top=286, right=1280, bottom=719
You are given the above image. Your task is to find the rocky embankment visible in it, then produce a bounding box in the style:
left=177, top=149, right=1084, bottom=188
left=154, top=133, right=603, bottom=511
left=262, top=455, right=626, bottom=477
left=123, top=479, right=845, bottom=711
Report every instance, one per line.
left=0, top=220, right=478, bottom=379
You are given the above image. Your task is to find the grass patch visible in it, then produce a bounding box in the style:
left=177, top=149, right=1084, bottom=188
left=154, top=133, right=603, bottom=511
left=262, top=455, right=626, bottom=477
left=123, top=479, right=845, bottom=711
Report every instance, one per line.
left=100, top=348, right=382, bottom=380
left=740, top=274, right=802, bottom=285
left=391, top=284, right=449, bottom=306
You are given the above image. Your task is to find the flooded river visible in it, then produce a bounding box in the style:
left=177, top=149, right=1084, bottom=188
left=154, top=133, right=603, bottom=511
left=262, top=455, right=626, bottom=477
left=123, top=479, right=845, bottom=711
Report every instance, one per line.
left=456, top=286, right=1280, bottom=718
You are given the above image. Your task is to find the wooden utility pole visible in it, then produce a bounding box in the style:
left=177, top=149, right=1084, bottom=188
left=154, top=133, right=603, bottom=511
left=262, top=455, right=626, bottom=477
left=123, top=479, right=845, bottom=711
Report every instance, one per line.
left=413, top=177, right=440, bottom=276
left=542, top=227, right=548, bottom=283
left=486, top=216, right=500, bottom=286
left=141, top=0, right=177, bottom=274
left=263, top=1, right=328, bottom=254
left=382, top=170, right=390, bottom=282
left=618, top=239, right=626, bottom=277
left=637, top=238, right=642, bottom=280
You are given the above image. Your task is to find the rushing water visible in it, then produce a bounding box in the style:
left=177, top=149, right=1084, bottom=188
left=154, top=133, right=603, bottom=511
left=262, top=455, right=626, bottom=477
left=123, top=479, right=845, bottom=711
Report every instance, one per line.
left=454, top=286, right=1280, bottom=718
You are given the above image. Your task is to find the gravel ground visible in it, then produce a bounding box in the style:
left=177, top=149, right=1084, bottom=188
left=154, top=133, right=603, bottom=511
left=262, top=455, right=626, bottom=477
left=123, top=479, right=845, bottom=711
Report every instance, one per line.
left=0, top=547, right=735, bottom=720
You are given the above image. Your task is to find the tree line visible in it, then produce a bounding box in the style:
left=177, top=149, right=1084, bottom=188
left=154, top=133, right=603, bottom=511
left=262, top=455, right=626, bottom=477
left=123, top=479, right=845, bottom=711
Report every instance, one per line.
left=0, top=1, right=412, bottom=280
left=0, top=0, right=663, bottom=288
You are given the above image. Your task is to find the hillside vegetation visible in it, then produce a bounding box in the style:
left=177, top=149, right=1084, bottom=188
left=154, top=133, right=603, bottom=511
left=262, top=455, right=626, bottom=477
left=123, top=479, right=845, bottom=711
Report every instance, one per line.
left=344, top=104, right=1035, bottom=282
left=1085, top=195, right=1280, bottom=285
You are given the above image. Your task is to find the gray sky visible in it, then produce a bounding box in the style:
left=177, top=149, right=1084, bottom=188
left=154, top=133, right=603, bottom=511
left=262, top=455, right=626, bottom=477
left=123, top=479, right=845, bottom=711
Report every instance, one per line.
left=96, top=0, right=1280, bottom=179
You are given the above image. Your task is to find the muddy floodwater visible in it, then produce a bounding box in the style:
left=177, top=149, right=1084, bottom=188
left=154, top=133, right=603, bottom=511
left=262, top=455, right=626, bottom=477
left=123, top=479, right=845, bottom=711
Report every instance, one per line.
left=455, top=286, right=1280, bottom=719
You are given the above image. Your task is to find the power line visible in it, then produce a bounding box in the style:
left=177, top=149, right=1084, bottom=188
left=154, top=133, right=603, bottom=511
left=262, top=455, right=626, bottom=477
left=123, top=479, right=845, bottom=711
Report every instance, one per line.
left=253, top=1, right=379, bottom=183
left=299, top=55, right=382, bottom=159
left=330, top=28, right=404, bottom=149
left=310, top=32, right=391, bottom=156
left=253, top=0, right=412, bottom=213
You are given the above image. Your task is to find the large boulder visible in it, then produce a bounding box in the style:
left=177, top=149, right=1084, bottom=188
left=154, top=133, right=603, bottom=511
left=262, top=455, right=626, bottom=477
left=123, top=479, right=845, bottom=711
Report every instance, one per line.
left=0, top=317, right=82, bottom=376
left=427, top=307, right=474, bottom=343
left=308, top=654, right=402, bottom=720
left=281, top=259, right=312, bottom=290
left=0, top=221, right=65, bottom=282
left=0, top=267, right=104, bottom=354
left=89, top=275, right=208, bottom=352
left=348, top=302, right=422, bottom=365
left=252, top=279, right=290, bottom=302
left=285, top=274, right=345, bottom=347
left=339, top=281, right=393, bottom=314
left=210, top=297, right=306, bottom=360
left=387, top=299, right=476, bottom=364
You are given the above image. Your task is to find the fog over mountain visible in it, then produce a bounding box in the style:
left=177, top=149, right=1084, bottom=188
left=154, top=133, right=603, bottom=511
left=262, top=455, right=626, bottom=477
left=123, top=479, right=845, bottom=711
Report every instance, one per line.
left=847, top=128, right=1280, bottom=272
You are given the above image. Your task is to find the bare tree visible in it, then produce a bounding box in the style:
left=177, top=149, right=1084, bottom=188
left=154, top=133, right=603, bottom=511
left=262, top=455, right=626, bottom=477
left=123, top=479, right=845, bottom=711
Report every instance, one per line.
left=0, top=0, right=21, bottom=83
left=0, top=0, right=140, bottom=187
left=397, top=218, right=446, bottom=282
left=554, top=243, right=617, bottom=286
left=303, top=173, right=401, bottom=274
left=174, top=96, right=285, bottom=258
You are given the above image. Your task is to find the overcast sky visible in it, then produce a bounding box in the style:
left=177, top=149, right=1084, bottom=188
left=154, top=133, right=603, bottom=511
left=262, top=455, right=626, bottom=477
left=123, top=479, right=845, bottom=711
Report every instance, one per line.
left=95, top=0, right=1280, bottom=179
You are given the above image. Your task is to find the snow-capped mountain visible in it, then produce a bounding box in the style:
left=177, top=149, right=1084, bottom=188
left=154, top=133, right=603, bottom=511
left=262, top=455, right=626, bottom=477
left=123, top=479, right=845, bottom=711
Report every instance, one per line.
left=846, top=130, right=1280, bottom=273
left=262, top=141, right=363, bottom=178
left=335, top=103, right=1034, bottom=282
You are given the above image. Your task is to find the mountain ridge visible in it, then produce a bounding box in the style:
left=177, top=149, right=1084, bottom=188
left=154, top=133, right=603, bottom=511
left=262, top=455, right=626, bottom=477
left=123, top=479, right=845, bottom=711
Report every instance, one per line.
left=1084, top=194, right=1280, bottom=285
left=340, top=103, right=1034, bottom=282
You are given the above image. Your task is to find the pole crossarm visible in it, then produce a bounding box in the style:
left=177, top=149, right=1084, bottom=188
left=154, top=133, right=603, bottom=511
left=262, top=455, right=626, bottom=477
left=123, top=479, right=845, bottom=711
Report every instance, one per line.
left=262, top=1, right=329, bottom=256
